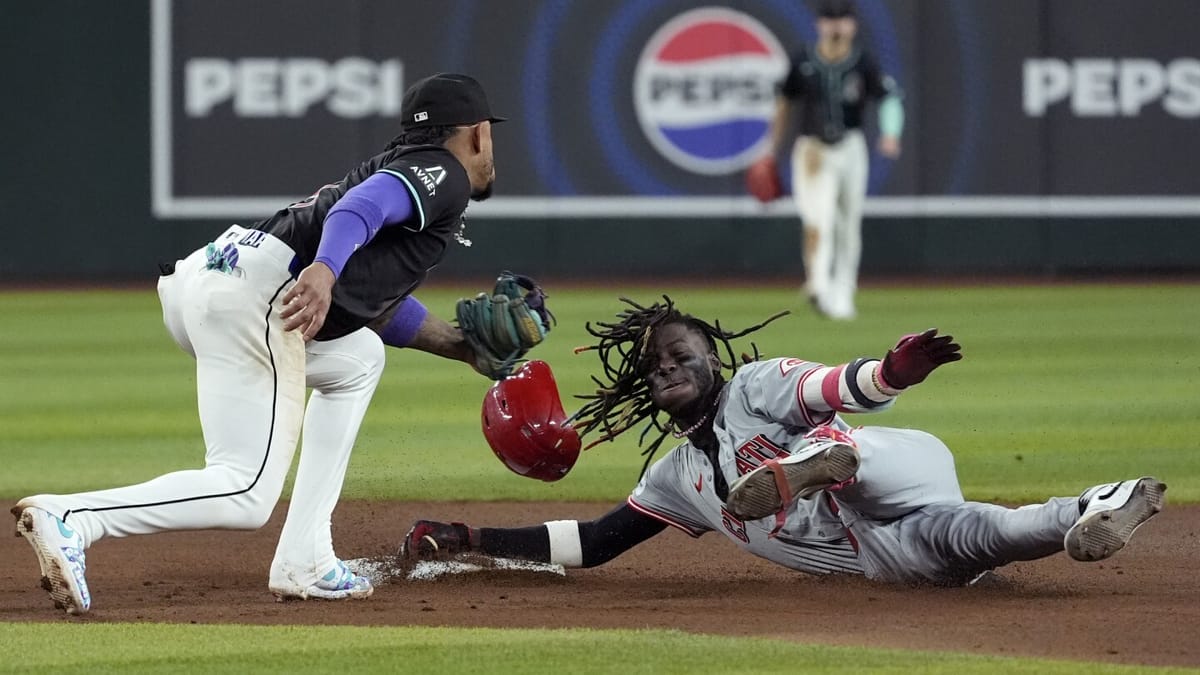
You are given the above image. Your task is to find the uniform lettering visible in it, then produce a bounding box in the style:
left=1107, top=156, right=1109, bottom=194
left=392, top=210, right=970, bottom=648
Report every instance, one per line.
left=409, top=166, right=446, bottom=196
left=778, top=358, right=806, bottom=376
left=238, top=231, right=266, bottom=248
left=734, top=435, right=787, bottom=476
left=1024, top=58, right=1200, bottom=118
left=720, top=508, right=750, bottom=543
left=185, top=58, right=404, bottom=118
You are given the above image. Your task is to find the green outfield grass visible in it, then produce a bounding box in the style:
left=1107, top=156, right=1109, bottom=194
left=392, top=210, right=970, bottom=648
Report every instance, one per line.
left=1, top=283, right=1196, bottom=503
left=0, top=623, right=1193, bottom=675
left=1, top=282, right=1197, bottom=674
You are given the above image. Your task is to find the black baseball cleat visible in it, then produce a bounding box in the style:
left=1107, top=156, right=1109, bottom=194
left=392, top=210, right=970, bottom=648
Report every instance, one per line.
left=399, top=520, right=472, bottom=559
left=725, top=440, right=860, bottom=521
left=1064, top=477, right=1166, bottom=562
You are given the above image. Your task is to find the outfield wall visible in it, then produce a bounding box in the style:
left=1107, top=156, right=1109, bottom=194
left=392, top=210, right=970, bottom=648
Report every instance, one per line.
left=3, top=2, right=1198, bottom=282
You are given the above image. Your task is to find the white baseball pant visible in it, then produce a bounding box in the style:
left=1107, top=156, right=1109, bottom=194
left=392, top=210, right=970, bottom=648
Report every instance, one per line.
left=24, top=225, right=385, bottom=591
left=790, top=130, right=868, bottom=320
left=831, top=427, right=1079, bottom=585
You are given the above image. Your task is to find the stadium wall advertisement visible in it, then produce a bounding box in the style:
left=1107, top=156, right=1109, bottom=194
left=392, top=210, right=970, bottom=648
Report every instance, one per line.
left=2, top=1, right=1198, bottom=281
left=153, top=0, right=1200, bottom=219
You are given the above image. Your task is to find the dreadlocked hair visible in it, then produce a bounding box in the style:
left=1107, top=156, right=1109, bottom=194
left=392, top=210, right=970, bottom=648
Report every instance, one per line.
left=384, top=125, right=458, bottom=150
left=571, top=296, right=789, bottom=477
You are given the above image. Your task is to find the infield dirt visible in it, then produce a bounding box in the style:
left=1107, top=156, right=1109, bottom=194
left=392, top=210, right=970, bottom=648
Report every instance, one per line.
left=3, top=501, right=1197, bottom=667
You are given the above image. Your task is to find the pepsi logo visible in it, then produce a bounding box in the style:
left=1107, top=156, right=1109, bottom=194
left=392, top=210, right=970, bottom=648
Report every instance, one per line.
left=634, top=7, right=789, bottom=175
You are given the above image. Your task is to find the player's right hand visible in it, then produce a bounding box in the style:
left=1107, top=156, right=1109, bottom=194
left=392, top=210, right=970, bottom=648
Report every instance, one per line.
left=746, top=156, right=783, bottom=203
left=399, top=521, right=473, bottom=559
left=281, top=261, right=336, bottom=341
left=879, top=328, right=962, bottom=389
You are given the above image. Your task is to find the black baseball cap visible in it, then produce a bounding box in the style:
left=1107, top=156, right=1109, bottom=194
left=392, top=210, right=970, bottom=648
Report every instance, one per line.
left=400, top=73, right=507, bottom=130
left=817, top=0, right=856, bottom=18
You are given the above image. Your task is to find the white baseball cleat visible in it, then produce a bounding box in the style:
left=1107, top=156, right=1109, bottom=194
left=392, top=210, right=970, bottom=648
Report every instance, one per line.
left=271, top=559, right=374, bottom=601
left=725, top=440, right=860, bottom=521
left=1064, top=477, right=1166, bottom=562
left=12, top=504, right=92, bottom=615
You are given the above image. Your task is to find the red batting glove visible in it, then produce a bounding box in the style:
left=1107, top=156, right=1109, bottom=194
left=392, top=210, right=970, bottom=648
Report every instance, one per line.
left=879, top=328, right=963, bottom=389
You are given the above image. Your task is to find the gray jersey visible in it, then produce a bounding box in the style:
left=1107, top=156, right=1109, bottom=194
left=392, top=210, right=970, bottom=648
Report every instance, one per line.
left=630, top=443, right=861, bottom=575
left=629, top=357, right=897, bottom=576
left=629, top=357, right=1082, bottom=585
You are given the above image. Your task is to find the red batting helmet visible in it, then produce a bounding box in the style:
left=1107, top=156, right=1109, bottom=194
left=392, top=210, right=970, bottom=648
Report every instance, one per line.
left=481, top=360, right=581, bottom=482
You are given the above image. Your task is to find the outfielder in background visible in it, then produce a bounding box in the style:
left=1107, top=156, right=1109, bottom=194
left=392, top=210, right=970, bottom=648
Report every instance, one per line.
left=402, top=298, right=1165, bottom=585
left=748, top=0, right=904, bottom=320
left=12, top=73, right=550, bottom=614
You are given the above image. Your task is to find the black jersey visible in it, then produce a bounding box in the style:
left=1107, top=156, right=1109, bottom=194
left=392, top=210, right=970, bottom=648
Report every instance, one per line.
left=253, top=144, right=470, bottom=341
left=778, top=44, right=894, bottom=145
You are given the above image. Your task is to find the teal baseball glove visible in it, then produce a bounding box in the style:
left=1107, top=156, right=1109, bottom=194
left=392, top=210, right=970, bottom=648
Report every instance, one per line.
left=456, top=271, right=555, bottom=379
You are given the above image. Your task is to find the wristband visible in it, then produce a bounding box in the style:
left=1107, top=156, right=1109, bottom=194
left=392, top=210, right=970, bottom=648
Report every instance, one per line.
left=545, top=519, right=583, bottom=568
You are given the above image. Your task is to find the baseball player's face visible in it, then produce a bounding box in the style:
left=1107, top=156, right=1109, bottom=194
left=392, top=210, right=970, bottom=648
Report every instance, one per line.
left=816, top=16, right=857, bottom=44
left=642, top=323, right=721, bottom=418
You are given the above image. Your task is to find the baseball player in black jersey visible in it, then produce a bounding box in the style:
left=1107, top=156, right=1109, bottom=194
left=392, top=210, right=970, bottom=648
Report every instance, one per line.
left=752, top=0, right=904, bottom=320
left=402, top=299, right=1164, bottom=586
left=13, top=73, right=507, bottom=614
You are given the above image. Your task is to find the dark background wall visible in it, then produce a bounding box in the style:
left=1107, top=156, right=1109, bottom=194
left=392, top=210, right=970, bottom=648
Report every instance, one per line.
left=2, top=2, right=1197, bottom=283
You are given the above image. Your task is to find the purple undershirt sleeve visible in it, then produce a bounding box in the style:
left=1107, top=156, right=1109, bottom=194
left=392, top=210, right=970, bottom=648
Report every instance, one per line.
left=379, top=296, right=429, bottom=348
left=313, top=172, right=416, bottom=277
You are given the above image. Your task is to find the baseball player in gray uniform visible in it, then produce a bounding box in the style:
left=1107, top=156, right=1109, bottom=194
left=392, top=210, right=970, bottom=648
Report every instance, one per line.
left=402, top=299, right=1165, bottom=585
left=13, top=73, right=507, bottom=614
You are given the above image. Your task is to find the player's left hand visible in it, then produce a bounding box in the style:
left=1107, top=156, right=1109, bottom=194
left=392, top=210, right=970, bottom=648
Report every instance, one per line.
left=281, top=261, right=336, bottom=341
left=879, top=328, right=961, bottom=389
left=456, top=271, right=555, bottom=379
left=877, top=135, right=901, bottom=159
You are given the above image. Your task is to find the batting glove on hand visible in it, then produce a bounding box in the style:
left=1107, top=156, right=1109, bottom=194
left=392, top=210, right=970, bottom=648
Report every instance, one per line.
left=879, top=328, right=962, bottom=389
left=399, top=520, right=473, bottom=559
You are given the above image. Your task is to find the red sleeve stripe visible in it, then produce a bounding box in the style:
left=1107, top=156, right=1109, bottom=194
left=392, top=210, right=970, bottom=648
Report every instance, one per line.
left=821, top=364, right=853, bottom=412
left=626, top=497, right=706, bottom=538
left=797, top=368, right=838, bottom=427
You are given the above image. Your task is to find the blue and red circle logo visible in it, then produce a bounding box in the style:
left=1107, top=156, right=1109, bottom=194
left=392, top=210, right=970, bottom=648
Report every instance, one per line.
left=634, top=7, right=789, bottom=175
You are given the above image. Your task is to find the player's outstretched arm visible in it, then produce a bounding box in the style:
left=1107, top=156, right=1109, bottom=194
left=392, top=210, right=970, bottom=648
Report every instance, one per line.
left=369, top=295, right=479, bottom=369
left=741, top=329, right=962, bottom=427
left=404, top=313, right=477, bottom=366
left=400, top=503, right=667, bottom=568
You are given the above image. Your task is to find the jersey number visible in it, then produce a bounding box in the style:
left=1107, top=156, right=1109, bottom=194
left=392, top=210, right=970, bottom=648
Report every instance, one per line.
left=720, top=508, right=749, bottom=543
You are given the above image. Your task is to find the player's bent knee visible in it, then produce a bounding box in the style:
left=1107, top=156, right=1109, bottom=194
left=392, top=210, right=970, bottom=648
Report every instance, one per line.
left=216, top=495, right=277, bottom=530
left=195, top=466, right=285, bottom=529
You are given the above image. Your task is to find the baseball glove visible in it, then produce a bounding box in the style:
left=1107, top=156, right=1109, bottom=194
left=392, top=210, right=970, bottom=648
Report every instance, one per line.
left=456, top=271, right=555, bottom=379
left=746, top=156, right=783, bottom=203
